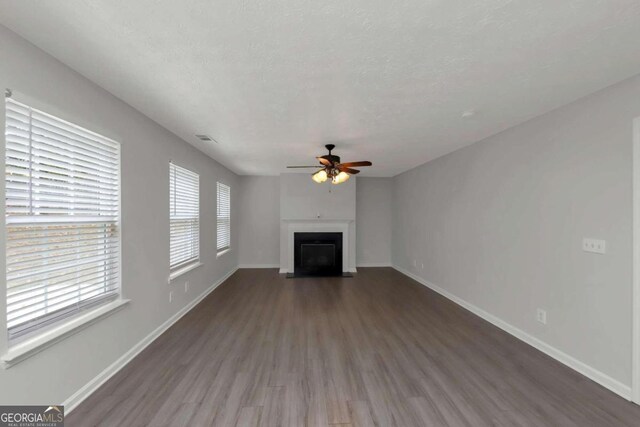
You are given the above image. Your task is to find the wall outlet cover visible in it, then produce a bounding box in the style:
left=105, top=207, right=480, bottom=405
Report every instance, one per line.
left=536, top=308, right=547, bottom=325
left=582, top=238, right=606, bottom=254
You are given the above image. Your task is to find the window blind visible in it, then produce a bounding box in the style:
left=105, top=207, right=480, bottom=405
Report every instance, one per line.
left=169, top=163, right=199, bottom=271
left=217, top=182, right=230, bottom=252
left=5, top=97, right=120, bottom=341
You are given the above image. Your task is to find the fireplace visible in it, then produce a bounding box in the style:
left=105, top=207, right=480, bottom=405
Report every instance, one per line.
left=293, top=232, right=342, bottom=276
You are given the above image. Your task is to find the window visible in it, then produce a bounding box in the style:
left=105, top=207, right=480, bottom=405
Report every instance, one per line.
left=5, top=97, right=120, bottom=342
left=216, top=182, right=230, bottom=253
left=169, top=162, right=199, bottom=274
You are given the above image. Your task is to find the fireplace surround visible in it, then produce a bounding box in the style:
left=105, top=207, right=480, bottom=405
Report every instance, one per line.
left=279, top=219, right=356, bottom=275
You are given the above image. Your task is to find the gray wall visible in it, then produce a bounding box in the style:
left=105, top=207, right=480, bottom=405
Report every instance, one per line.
left=357, top=178, right=392, bottom=266
left=238, top=176, right=280, bottom=267
left=393, top=75, right=640, bottom=387
left=280, top=173, right=356, bottom=221
left=0, top=25, right=240, bottom=405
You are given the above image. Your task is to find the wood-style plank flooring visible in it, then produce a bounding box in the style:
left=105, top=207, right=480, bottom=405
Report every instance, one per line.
left=67, top=268, right=640, bottom=426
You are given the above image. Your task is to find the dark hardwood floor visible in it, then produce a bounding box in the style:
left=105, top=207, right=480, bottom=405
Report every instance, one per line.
left=67, top=268, right=640, bottom=426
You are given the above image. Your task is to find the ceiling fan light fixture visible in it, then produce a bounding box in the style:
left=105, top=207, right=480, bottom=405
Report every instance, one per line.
left=312, top=169, right=328, bottom=183
left=290, top=145, right=371, bottom=184
left=332, top=171, right=350, bottom=185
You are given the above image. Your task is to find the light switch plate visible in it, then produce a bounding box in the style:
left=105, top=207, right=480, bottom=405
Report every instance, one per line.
left=583, top=238, right=606, bottom=254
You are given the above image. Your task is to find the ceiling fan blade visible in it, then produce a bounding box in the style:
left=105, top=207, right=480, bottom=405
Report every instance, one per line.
left=337, top=166, right=360, bottom=174
left=339, top=161, right=372, bottom=167
left=287, top=166, right=323, bottom=168
left=317, top=156, right=332, bottom=167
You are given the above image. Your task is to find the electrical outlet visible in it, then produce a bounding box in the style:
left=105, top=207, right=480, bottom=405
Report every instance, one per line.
left=169, top=291, right=174, bottom=303
left=582, top=238, right=606, bottom=254
left=185, top=281, right=189, bottom=293
left=412, top=259, right=417, bottom=268
left=536, top=308, right=547, bottom=325
left=421, top=262, right=424, bottom=270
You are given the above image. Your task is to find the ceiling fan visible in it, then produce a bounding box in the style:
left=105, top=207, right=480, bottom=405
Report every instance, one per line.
left=287, top=144, right=372, bottom=184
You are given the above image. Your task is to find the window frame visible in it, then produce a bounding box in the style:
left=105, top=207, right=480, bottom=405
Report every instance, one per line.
left=3, top=93, right=124, bottom=349
left=216, top=181, right=231, bottom=255
left=169, top=162, right=201, bottom=280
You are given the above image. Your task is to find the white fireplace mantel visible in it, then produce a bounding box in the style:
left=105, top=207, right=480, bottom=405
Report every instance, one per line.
left=279, top=219, right=357, bottom=274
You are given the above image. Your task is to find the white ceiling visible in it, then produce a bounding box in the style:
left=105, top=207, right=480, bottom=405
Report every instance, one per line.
left=1, top=1, right=640, bottom=176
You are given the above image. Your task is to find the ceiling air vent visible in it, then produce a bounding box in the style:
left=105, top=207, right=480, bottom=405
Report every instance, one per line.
left=195, top=134, right=217, bottom=143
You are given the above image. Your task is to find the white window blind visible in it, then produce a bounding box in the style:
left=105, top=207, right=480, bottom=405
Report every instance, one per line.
left=169, top=163, right=199, bottom=272
left=217, top=182, right=230, bottom=252
left=5, top=97, right=120, bottom=341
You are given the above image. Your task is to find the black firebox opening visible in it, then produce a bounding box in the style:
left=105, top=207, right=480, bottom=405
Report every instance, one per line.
left=294, top=232, right=343, bottom=277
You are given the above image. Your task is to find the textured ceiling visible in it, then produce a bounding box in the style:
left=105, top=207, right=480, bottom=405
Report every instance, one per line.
left=1, top=0, right=640, bottom=176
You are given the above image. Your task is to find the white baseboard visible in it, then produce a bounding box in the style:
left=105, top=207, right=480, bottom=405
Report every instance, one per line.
left=392, top=265, right=632, bottom=400
left=238, top=264, right=280, bottom=269
left=357, top=263, right=391, bottom=268
left=63, top=267, right=239, bottom=413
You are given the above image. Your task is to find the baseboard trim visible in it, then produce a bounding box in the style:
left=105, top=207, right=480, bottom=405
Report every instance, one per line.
left=63, top=266, right=239, bottom=413
left=238, top=264, right=280, bottom=269
left=392, top=265, right=632, bottom=401
left=356, top=263, right=392, bottom=268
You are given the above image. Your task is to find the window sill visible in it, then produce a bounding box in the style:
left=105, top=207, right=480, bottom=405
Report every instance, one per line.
left=169, top=261, right=202, bottom=282
left=1, top=299, right=130, bottom=369
left=217, top=248, right=231, bottom=258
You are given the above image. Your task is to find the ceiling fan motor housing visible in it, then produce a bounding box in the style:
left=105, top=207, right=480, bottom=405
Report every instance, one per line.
left=321, top=154, right=341, bottom=164
left=322, top=144, right=339, bottom=164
